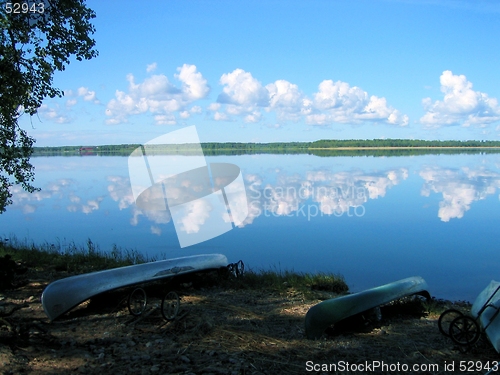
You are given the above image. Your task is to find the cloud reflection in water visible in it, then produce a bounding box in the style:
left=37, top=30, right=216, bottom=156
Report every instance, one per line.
left=420, top=166, right=500, bottom=221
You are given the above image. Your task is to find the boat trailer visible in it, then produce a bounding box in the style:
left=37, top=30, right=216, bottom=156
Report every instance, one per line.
left=125, top=260, right=244, bottom=321
left=438, top=281, right=500, bottom=351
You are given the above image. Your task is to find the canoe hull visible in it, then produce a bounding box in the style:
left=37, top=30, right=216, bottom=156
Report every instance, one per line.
left=41, top=253, right=228, bottom=321
left=471, top=280, right=500, bottom=353
left=305, top=276, right=430, bottom=339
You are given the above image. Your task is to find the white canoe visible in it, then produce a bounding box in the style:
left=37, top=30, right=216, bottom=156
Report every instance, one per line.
left=471, top=280, right=500, bottom=353
left=305, top=276, right=430, bottom=339
left=41, top=253, right=228, bottom=321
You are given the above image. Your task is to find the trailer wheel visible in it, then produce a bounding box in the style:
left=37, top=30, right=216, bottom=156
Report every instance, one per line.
left=449, top=315, right=481, bottom=346
left=161, top=291, right=180, bottom=321
left=128, top=288, right=147, bottom=316
left=438, top=309, right=463, bottom=337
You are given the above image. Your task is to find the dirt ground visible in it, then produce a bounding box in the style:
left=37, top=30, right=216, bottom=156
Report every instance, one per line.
left=0, top=268, right=498, bottom=375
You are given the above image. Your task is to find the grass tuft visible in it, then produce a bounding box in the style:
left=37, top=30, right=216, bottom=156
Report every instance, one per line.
left=228, top=266, right=348, bottom=295
left=0, top=236, right=147, bottom=276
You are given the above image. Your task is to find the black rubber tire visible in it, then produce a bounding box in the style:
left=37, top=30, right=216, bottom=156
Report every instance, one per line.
left=128, top=288, right=147, bottom=316
left=438, top=309, right=464, bottom=337
left=449, top=315, right=481, bottom=347
left=161, top=291, right=180, bottom=321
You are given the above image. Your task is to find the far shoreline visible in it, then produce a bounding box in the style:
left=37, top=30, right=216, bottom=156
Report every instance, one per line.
left=309, top=146, right=500, bottom=150
left=31, top=138, right=500, bottom=156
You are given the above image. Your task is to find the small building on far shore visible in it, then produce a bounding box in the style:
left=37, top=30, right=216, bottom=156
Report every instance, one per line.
left=79, top=146, right=99, bottom=155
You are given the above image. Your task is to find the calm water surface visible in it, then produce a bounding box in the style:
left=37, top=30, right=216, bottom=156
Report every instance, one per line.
left=2, top=152, right=500, bottom=301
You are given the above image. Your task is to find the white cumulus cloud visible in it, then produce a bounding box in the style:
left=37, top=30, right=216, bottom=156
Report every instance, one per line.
left=307, top=80, right=408, bottom=126
left=217, top=69, right=269, bottom=107
left=105, top=64, right=209, bottom=125
left=77, top=87, right=100, bottom=104
left=38, top=104, right=71, bottom=124
left=66, top=99, right=77, bottom=107
left=210, top=69, right=408, bottom=127
left=420, top=70, right=500, bottom=128
left=175, top=64, right=210, bottom=101
left=146, top=62, right=157, bottom=73
left=266, top=80, right=309, bottom=121
left=212, top=69, right=270, bottom=123
left=154, top=114, right=176, bottom=125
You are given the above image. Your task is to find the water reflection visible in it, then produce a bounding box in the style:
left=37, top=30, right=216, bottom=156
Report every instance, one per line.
left=107, top=175, right=172, bottom=234
left=420, top=166, right=500, bottom=221
left=242, top=167, right=408, bottom=224
left=8, top=162, right=500, bottom=225
left=9, top=177, right=111, bottom=216
left=3, top=154, right=500, bottom=300
left=6, top=164, right=414, bottom=233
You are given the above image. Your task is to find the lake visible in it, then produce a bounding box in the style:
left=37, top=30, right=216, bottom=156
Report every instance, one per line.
left=2, top=151, right=500, bottom=302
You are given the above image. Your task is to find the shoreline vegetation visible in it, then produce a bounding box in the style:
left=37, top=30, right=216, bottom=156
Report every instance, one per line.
left=0, top=237, right=349, bottom=295
left=3, top=238, right=496, bottom=375
left=32, top=139, right=500, bottom=157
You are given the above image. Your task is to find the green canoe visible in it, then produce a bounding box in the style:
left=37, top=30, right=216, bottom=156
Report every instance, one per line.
left=305, top=276, right=430, bottom=339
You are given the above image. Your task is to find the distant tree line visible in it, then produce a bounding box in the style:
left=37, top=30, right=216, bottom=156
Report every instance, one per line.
left=31, top=139, right=500, bottom=157
left=32, top=144, right=140, bottom=156
left=309, top=139, right=500, bottom=148
left=310, top=148, right=500, bottom=157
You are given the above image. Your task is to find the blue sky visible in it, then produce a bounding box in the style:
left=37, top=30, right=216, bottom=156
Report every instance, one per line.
left=20, top=0, right=500, bottom=146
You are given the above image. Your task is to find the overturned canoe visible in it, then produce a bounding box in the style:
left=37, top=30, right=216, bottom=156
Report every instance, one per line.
left=305, top=276, right=430, bottom=339
left=471, top=280, right=500, bottom=353
left=41, top=253, right=228, bottom=321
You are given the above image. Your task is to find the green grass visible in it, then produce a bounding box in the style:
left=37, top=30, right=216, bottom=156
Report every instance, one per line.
left=0, top=237, right=349, bottom=295
left=0, top=237, right=147, bottom=274
left=228, top=266, right=349, bottom=295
